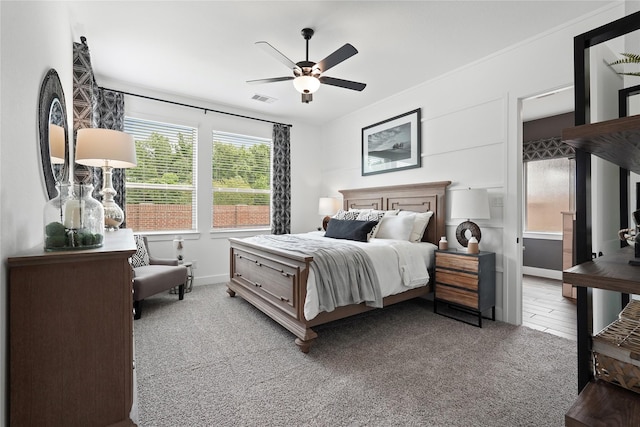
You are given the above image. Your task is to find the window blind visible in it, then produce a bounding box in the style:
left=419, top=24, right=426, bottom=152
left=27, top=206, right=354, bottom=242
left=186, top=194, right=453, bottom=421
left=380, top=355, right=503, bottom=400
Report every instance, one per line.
left=212, top=130, right=271, bottom=229
left=124, top=117, right=198, bottom=232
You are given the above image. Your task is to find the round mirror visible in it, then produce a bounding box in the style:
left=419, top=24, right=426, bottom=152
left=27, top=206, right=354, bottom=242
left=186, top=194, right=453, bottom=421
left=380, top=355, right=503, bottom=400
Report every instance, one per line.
left=38, top=69, right=69, bottom=199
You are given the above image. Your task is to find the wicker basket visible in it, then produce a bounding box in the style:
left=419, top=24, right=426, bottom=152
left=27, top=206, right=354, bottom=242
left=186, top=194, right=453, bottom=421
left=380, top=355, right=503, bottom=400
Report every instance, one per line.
left=593, top=316, right=640, bottom=393
left=619, top=299, right=640, bottom=321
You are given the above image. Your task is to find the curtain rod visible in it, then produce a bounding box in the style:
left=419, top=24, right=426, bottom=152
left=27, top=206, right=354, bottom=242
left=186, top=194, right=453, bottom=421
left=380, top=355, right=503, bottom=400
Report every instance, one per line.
left=98, top=86, right=293, bottom=128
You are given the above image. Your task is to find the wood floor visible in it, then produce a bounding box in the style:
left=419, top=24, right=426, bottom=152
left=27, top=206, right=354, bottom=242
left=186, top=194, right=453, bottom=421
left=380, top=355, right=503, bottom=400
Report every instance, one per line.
left=522, top=275, right=577, bottom=341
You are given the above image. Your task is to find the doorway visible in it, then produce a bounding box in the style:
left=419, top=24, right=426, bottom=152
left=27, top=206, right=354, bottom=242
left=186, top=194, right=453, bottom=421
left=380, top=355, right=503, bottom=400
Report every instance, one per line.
left=520, top=87, right=577, bottom=339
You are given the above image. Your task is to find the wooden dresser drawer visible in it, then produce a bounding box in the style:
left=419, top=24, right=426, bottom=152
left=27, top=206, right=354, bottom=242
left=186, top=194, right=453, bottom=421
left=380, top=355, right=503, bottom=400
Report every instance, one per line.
left=435, top=269, right=479, bottom=291
left=435, top=252, right=479, bottom=272
left=435, top=284, right=479, bottom=309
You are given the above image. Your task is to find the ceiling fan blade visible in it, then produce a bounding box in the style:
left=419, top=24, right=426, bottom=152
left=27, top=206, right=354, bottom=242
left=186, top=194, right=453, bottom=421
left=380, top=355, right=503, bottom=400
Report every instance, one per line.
left=255, top=41, right=301, bottom=72
left=319, top=76, right=366, bottom=91
left=247, top=76, right=294, bottom=84
left=315, top=43, right=358, bottom=73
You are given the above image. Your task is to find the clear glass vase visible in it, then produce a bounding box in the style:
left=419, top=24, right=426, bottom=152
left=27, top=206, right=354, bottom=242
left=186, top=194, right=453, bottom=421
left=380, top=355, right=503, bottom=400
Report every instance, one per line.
left=44, top=183, right=104, bottom=251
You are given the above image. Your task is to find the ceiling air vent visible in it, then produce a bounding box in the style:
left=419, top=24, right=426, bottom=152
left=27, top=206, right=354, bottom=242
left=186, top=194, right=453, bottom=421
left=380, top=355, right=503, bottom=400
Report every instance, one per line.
left=251, top=94, right=277, bottom=104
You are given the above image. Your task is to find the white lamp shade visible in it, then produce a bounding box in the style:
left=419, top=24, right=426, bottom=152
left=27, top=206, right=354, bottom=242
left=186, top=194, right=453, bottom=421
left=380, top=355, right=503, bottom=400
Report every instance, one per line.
left=293, top=75, right=321, bottom=94
left=75, top=128, right=137, bottom=168
left=450, top=188, right=490, bottom=220
left=49, top=124, right=65, bottom=164
left=318, top=197, right=341, bottom=216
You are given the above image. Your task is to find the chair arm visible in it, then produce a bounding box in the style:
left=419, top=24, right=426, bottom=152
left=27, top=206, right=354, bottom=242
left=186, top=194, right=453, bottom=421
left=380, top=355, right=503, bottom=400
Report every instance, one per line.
left=149, top=256, right=179, bottom=266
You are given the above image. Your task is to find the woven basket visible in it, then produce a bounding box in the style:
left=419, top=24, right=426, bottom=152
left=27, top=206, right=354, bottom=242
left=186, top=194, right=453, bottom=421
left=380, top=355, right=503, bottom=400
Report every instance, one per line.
left=619, top=299, right=640, bottom=321
left=593, top=316, right=640, bottom=393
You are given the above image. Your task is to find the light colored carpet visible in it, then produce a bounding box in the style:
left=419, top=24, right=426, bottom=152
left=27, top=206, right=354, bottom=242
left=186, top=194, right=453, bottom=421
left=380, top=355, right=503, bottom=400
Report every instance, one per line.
left=134, top=282, right=577, bottom=426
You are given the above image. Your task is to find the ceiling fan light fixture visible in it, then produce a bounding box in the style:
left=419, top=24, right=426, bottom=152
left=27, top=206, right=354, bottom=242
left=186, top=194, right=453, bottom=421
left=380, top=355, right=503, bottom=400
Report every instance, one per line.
left=293, top=75, right=320, bottom=94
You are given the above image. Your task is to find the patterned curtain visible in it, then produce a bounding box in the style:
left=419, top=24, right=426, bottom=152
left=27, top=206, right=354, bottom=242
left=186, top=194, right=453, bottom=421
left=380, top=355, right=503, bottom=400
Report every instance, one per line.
left=271, top=124, right=291, bottom=235
left=523, top=136, right=575, bottom=162
left=73, top=38, right=128, bottom=226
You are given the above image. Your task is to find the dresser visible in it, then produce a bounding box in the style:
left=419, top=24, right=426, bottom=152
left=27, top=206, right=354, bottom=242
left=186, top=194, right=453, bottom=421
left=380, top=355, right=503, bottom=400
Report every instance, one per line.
left=434, top=249, right=496, bottom=327
left=8, top=229, right=137, bottom=427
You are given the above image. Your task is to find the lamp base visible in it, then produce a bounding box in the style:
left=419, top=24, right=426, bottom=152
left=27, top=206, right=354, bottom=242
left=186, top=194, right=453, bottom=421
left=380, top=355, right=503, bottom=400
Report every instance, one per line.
left=455, top=220, right=482, bottom=247
left=101, top=165, right=124, bottom=230
left=322, top=216, right=331, bottom=231
left=103, top=202, right=124, bottom=231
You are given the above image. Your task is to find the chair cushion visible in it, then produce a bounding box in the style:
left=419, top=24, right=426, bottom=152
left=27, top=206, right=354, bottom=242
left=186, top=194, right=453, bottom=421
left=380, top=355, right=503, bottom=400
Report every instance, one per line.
left=133, top=264, right=188, bottom=301
left=131, top=235, right=150, bottom=268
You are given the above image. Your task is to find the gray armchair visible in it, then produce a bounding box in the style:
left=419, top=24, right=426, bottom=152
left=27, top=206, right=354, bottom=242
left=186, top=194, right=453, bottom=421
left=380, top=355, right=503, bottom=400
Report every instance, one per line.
left=132, top=235, right=187, bottom=319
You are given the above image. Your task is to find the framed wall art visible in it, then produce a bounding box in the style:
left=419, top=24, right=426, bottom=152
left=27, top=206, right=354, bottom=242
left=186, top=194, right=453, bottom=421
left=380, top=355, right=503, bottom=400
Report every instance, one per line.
left=361, top=108, right=421, bottom=176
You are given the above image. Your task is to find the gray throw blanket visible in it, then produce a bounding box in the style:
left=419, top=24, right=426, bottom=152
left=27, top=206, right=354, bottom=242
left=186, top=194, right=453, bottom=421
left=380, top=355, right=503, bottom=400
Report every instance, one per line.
left=251, top=234, right=382, bottom=312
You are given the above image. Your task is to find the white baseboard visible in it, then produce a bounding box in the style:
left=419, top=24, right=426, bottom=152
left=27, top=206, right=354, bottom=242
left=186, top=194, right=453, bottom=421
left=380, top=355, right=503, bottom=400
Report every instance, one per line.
left=192, top=274, right=228, bottom=288
left=522, top=266, right=562, bottom=281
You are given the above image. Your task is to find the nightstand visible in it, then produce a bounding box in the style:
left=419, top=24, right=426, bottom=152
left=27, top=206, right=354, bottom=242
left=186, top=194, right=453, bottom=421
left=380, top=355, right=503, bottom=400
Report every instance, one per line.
left=434, top=249, right=496, bottom=327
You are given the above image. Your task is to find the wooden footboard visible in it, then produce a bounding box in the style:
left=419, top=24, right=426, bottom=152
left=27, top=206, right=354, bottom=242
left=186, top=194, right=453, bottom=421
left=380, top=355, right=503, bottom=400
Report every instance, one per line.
left=228, top=238, right=318, bottom=352
left=227, top=181, right=450, bottom=353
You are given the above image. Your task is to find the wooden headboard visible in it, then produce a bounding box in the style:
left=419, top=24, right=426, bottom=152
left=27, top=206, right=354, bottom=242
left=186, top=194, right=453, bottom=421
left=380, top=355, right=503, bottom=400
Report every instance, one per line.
left=339, top=181, right=451, bottom=245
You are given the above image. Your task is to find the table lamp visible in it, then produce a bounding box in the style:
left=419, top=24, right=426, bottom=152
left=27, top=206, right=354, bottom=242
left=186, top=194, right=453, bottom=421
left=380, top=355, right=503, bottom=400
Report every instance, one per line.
left=75, top=128, right=137, bottom=230
left=318, top=197, right=341, bottom=230
left=450, top=188, right=490, bottom=252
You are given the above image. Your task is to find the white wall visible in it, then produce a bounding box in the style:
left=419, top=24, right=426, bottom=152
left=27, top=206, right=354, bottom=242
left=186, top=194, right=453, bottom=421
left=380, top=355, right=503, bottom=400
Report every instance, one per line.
left=1, top=1, right=75, bottom=421
left=97, top=78, right=323, bottom=286
left=318, top=3, right=626, bottom=324
left=0, top=1, right=322, bottom=418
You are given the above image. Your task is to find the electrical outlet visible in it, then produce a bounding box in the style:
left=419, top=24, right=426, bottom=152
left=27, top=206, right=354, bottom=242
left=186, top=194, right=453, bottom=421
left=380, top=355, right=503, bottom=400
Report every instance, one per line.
left=192, top=260, right=198, bottom=269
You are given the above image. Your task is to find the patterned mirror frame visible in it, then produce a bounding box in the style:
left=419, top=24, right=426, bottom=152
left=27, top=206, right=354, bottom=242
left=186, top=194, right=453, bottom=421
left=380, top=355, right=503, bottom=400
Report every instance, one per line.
left=38, top=69, right=69, bottom=199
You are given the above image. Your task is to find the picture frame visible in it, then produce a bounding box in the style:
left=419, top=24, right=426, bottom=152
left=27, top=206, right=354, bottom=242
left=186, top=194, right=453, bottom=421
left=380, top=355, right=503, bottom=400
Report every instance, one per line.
left=361, top=108, right=421, bottom=176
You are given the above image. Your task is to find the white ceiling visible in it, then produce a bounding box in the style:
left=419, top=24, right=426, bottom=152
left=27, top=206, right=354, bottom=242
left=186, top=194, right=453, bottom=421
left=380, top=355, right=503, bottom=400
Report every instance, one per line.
left=65, top=1, right=617, bottom=126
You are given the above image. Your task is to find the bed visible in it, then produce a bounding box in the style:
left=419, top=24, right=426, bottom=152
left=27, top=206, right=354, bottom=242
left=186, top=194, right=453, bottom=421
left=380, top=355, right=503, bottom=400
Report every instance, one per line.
left=227, top=181, right=450, bottom=352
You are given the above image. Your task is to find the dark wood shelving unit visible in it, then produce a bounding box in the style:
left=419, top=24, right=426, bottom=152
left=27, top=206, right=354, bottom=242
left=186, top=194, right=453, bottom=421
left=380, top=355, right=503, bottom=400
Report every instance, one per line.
left=565, top=380, right=640, bottom=426
left=562, top=114, right=640, bottom=175
left=563, top=247, right=640, bottom=426
left=563, top=8, right=640, bottom=426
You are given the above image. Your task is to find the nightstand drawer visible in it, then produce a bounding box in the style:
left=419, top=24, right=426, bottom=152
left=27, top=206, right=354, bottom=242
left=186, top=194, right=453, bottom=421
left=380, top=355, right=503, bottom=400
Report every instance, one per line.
left=435, top=284, right=478, bottom=309
left=435, top=269, right=479, bottom=291
left=435, top=252, right=479, bottom=272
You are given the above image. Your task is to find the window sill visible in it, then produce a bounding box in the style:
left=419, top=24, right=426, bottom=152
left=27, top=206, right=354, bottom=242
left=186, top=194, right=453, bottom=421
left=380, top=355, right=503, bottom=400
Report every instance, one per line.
left=138, top=230, right=201, bottom=242
left=209, top=228, right=271, bottom=240
left=523, top=231, right=562, bottom=241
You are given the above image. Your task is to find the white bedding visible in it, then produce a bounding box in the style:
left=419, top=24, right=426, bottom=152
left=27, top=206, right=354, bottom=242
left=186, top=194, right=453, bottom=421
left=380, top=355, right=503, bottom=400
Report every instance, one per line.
left=298, top=231, right=437, bottom=320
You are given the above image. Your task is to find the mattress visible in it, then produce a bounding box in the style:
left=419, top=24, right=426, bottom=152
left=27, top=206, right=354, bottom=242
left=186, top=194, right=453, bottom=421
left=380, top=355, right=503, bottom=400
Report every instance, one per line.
left=299, top=231, right=437, bottom=320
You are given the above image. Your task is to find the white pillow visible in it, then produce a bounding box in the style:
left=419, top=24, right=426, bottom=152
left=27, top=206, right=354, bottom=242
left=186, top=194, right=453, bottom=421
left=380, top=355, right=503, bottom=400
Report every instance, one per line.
left=352, top=209, right=399, bottom=237
left=374, top=215, right=415, bottom=240
left=398, top=211, right=434, bottom=242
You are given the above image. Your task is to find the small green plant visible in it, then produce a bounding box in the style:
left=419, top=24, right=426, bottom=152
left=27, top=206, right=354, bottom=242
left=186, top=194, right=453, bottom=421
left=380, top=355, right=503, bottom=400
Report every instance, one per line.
left=610, top=53, right=640, bottom=77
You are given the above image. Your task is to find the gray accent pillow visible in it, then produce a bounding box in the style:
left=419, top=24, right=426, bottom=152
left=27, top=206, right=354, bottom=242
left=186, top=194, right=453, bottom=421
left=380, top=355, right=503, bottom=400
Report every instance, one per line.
left=325, top=219, right=379, bottom=242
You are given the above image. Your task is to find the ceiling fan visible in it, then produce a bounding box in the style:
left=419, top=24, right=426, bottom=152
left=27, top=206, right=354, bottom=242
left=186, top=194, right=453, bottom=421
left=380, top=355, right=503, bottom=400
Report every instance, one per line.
left=247, top=28, right=366, bottom=104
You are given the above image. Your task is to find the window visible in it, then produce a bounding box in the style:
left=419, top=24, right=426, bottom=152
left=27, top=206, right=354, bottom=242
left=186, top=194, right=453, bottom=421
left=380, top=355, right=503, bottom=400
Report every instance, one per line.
left=124, top=117, right=197, bottom=232
left=212, top=131, right=271, bottom=230
left=525, top=157, right=575, bottom=233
